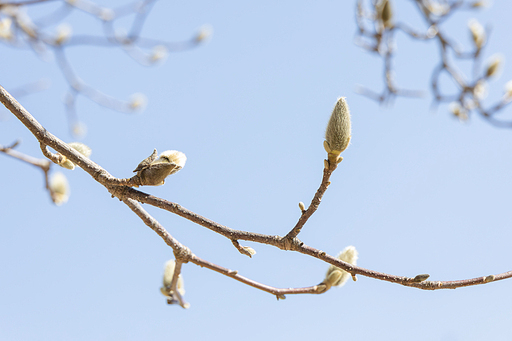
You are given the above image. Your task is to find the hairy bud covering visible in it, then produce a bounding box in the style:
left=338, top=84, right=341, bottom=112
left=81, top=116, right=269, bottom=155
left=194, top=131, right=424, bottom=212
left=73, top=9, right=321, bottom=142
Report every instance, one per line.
left=324, top=97, right=352, bottom=162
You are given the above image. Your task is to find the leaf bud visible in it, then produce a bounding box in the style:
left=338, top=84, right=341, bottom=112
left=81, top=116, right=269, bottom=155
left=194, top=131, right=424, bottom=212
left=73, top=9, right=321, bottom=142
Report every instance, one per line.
left=412, top=274, right=430, bottom=282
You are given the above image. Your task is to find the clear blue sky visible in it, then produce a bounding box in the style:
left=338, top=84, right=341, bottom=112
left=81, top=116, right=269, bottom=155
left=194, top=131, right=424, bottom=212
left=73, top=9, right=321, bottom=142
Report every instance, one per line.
left=1, top=1, right=512, bottom=340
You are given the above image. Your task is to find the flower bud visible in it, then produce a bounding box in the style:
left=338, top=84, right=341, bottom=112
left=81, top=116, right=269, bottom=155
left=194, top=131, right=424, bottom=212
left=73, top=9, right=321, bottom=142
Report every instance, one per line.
left=128, top=93, right=147, bottom=111
left=241, top=246, right=256, bottom=257
left=54, top=24, right=72, bottom=45
left=378, top=0, right=393, bottom=29
left=298, top=202, right=306, bottom=212
left=57, top=142, right=92, bottom=170
left=468, top=19, right=485, bottom=49
left=485, top=55, right=503, bottom=78
left=49, top=172, right=70, bottom=205
left=134, top=149, right=186, bottom=186
left=160, top=260, right=185, bottom=296
left=195, top=24, right=213, bottom=42
left=323, top=245, right=358, bottom=288
left=325, top=97, right=351, bottom=163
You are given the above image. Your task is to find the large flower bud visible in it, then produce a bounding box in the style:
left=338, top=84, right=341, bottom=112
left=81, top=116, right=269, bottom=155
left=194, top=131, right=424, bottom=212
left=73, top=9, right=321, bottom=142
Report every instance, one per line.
left=324, top=97, right=352, bottom=163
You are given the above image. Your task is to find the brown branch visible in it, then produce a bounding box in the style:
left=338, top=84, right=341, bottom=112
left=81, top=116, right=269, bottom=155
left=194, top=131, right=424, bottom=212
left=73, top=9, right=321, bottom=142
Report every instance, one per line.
left=2, top=84, right=511, bottom=295
left=284, top=162, right=337, bottom=240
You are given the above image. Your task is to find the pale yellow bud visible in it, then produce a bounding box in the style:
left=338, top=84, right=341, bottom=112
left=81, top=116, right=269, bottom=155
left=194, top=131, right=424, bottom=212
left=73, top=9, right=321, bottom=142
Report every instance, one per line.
left=324, top=245, right=358, bottom=288
left=427, top=3, right=450, bottom=16
left=160, top=260, right=185, bottom=296
left=325, top=97, right=351, bottom=163
left=485, top=55, right=503, bottom=78
left=0, top=17, right=13, bottom=40
left=71, top=122, right=87, bottom=138
left=449, top=102, right=468, bottom=122
left=241, top=246, right=256, bottom=257
left=54, top=24, right=72, bottom=45
left=68, top=142, right=92, bottom=158
left=298, top=202, right=306, bottom=211
left=57, top=142, right=92, bottom=169
left=98, top=8, right=114, bottom=21
left=49, top=172, right=70, bottom=205
left=128, top=93, right=147, bottom=111
left=150, top=45, right=168, bottom=63
left=471, top=1, right=488, bottom=8
left=503, top=80, right=512, bottom=99
left=195, top=24, right=213, bottom=42
left=473, top=80, right=488, bottom=100
left=468, top=19, right=485, bottom=49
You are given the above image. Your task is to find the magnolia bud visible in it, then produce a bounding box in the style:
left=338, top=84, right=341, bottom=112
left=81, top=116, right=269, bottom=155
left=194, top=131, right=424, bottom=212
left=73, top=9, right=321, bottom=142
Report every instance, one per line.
left=58, top=142, right=92, bottom=170
left=325, top=97, right=351, bottom=163
left=160, top=260, right=185, bottom=296
left=468, top=19, right=485, bottom=49
left=485, top=55, right=503, bottom=78
left=378, top=0, right=393, bottom=29
left=49, top=172, right=70, bottom=205
left=323, top=245, right=358, bottom=288
left=54, top=23, right=72, bottom=45
left=134, top=149, right=186, bottom=186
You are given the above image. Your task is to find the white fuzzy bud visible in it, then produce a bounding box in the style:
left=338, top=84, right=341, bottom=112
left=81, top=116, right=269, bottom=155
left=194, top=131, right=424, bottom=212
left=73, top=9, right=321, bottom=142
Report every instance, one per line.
left=54, top=24, right=72, bottom=45
left=468, top=19, right=485, bottom=49
left=324, top=246, right=358, bottom=288
left=49, top=172, right=70, bottom=205
left=325, top=97, right=351, bottom=162
left=160, top=260, right=185, bottom=296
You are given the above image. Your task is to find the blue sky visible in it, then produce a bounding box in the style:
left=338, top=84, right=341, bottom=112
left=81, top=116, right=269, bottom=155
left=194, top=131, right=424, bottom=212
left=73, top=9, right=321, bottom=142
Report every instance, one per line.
left=1, top=1, right=512, bottom=340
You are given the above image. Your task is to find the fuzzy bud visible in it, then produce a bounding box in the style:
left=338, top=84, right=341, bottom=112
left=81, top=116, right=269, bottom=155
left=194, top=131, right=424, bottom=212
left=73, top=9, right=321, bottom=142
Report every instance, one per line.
left=49, top=172, right=70, bottom=205
left=298, top=201, right=306, bottom=212
left=57, top=142, right=92, bottom=170
left=134, top=149, right=186, bottom=186
left=195, top=24, right=213, bottom=42
left=128, top=93, right=147, bottom=111
left=54, top=23, right=72, bottom=45
left=323, top=245, right=358, bottom=288
left=241, top=246, right=256, bottom=257
left=325, top=97, right=351, bottom=163
left=160, top=260, right=185, bottom=296
left=503, top=80, right=512, bottom=99
left=468, top=19, right=485, bottom=49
